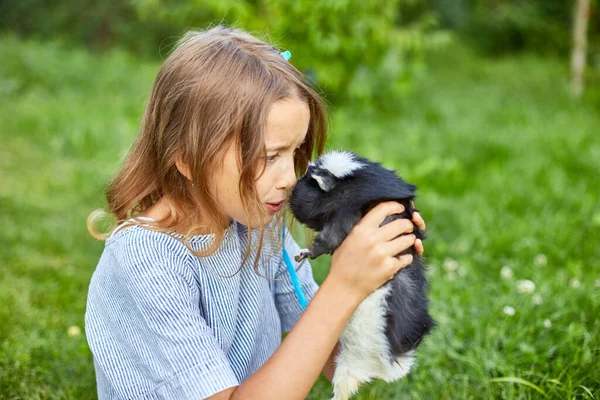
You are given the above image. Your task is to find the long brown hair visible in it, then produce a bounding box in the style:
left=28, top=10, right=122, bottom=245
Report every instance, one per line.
left=88, top=25, right=327, bottom=271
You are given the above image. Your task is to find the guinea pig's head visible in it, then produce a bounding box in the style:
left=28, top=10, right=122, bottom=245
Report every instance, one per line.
left=289, top=151, right=365, bottom=230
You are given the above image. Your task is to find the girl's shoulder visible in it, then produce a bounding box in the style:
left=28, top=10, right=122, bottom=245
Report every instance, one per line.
left=90, top=224, right=205, bottom=318
left=101, top=223, right=204, bottom=282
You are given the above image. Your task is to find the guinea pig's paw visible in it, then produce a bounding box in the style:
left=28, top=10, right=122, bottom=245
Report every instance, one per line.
left=294, top=249, right=312, bottom=262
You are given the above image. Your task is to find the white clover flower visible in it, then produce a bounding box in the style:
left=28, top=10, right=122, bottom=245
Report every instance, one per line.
left=532, top=293, right=543, bottom=305
left=503, top=306, right=516, bottom=316
left=517, top=279, right=536, bottom=294
left=68, top=325, right=82, bottom=337
left=595, top=279, right=600, bottom=288
left=543, top=319, right=552, bottom=328
left=534, top=254, right=548, bottom=266
left=500, top=266, right=513, bottom=280
left=570, top=278, right=581, bottom=289
left=443, top=258, right=459, bottom=272
left=427, top=264, right=437, bottom=276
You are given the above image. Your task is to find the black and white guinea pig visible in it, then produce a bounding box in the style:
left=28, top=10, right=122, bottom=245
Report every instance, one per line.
left=289, top=150, right=435, bottom=400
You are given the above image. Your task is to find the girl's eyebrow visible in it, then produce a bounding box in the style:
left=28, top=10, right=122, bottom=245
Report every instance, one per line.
left=267, top=136, right=307, bottom=152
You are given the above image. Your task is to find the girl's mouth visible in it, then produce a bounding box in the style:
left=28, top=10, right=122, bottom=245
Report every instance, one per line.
left=266, top=201, right=283, bottom=213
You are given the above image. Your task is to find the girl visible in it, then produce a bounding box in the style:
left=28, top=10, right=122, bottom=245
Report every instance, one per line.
left=85, top=25, right=426, bottom=400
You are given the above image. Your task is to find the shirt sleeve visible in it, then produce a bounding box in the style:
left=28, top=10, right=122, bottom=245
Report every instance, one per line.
left=273, top=228, right=320, bottom=333
left=85, top=232, right=239, bottom=399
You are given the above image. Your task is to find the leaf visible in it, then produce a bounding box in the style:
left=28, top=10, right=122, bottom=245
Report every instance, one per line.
left=490, top=377, right=547, bottom=397
left=577, top=385, right=596, bottom=399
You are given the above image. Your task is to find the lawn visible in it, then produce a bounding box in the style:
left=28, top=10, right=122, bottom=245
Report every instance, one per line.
left=1, top=35, right=598, bottom=399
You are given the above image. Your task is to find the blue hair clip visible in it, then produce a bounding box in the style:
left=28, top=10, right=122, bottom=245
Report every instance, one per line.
left=280, top=50, right=292, bottom=61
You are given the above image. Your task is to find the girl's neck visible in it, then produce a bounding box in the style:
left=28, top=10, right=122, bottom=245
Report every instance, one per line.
left=140, top=197, right=216, bottom=235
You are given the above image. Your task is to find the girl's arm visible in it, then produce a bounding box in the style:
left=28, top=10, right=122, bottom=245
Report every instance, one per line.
left=208, top=201, right=417, bottom=400
left=239, top=277, right=359, bottom=399
left=209, top=277, right=359, bottom=400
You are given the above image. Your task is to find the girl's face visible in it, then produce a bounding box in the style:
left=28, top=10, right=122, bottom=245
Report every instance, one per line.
left=213, top=97, right=310, bottom=227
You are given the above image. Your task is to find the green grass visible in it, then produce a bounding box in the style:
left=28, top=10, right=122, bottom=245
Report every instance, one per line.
left=1, top=34, right=599, bottom=399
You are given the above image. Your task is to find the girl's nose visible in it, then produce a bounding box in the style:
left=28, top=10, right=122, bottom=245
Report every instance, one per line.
left=278, top=158, right=297, bottom=190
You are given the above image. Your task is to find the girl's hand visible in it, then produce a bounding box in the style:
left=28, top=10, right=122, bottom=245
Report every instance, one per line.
left=327, top=201, right=416, bottom=302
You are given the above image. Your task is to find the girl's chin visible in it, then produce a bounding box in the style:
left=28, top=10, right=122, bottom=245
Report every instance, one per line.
left=236, top=212, right=278, bottom=228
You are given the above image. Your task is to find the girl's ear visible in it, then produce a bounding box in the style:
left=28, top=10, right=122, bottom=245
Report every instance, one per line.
left=175, top=157, right=192, bottom=181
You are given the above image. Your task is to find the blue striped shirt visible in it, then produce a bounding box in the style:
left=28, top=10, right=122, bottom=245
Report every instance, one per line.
left=85, top=219, right=319, bottom=399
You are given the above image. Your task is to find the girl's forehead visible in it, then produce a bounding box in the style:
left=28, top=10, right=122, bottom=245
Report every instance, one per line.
left=265, top=98, right=310, bottom=148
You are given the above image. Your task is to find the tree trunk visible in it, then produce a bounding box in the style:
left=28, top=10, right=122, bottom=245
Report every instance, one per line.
left=570, top=0, right=590, bottom=97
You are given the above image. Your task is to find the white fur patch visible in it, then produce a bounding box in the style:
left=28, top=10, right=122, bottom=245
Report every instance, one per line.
left=331, top=285, right=415, bottom=400
left=318, top=151, right=363, bottom=178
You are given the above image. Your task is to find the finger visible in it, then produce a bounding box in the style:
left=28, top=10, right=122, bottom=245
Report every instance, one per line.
left=415, top=239, right=424, bottom=256
left=360, top=201, right=405, bottom=229
left=378, top=218, right=414, bottom=242
left=382, top=233, right=416, bottom=257
left=412, top=211, right=426, bottom=231
left=389, top=254, right=413, bottom=275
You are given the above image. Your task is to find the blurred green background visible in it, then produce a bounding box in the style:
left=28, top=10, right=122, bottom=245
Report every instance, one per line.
left=1, top=0, right=599, bottom=399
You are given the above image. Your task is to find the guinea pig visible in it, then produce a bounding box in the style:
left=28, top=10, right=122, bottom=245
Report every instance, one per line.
left=289, top=150, right=434, bottom=400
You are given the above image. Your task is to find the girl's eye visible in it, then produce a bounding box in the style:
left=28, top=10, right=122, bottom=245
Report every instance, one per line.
left=266, top=147, right=302, bottom=164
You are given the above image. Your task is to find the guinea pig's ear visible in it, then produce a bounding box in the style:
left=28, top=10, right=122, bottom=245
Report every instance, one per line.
left=312, top=173, right=336, bottom=192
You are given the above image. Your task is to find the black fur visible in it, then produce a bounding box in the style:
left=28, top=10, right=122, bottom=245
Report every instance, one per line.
left=289, top=151, right=435, bottom=359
